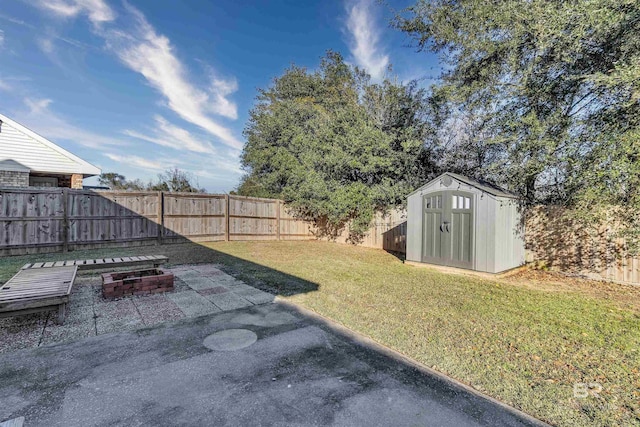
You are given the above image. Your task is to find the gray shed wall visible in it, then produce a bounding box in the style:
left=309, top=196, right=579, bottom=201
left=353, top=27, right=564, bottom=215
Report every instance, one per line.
left=406, top=174, right=524, bottom=274
left=406, top=192, right=423, bottom=262
left=492, top=199, right=525, bottom=273
left=474, top=192, right=493, bottom=272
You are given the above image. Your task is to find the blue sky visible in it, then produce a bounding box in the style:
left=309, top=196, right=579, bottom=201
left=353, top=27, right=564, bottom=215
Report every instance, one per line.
left=0, top=0, right=439, bottom=192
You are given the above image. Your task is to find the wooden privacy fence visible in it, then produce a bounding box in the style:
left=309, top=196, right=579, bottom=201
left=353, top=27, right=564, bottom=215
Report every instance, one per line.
left=0, top=188, right=315, bottom=256
left=4, top=187, right=636, bottom=285
left=321, top=210, right=407, bottom=254
left=525, top=206, right=640, bottom=285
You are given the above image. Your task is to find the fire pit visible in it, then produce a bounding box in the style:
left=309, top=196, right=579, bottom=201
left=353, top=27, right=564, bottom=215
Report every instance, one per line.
left=102, top=268, right=174, bottom=299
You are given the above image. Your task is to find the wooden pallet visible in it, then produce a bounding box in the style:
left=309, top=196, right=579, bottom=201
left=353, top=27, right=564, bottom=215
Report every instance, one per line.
left=0, top=266, right=77, bottom=324
left=21, top=255, right=168, bottom=271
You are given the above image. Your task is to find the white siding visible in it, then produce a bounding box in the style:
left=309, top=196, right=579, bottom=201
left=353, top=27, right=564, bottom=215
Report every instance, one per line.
left=0, top=115, right=100, bottom=175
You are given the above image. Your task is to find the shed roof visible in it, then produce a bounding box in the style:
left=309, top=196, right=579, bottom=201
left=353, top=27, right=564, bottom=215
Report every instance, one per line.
left=408, top=172, right=520, bottom=199
left=0, top=113, right=101, bottom=177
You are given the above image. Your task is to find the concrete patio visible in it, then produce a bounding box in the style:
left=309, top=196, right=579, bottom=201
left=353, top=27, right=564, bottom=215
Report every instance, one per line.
left=0, top=302, right=544, bottom=427
left=0, top=264, right=274, bottom=354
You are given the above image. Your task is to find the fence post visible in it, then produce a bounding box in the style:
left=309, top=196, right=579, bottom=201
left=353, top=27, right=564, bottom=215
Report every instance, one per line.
left=225, top=194, right=230, bottom=241
left=276, top=200, right=281, bottom=240
left=157, top=191, right=164, bottom=245
left=62, top=188, right=69, bottom=253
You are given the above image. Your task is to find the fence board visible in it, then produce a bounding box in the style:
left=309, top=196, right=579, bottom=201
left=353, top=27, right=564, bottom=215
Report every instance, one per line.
left=318, top=209, right=407, bottom=253
left=525, top=206, right=640, bottom=285
left=162, top=193, right=226, bottom=241
left=11, top=188, right=637, bottom=287
left=0, top=188, right=315, bottom=255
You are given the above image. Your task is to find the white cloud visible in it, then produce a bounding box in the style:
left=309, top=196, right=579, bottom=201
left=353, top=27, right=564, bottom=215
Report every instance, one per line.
left=0, top=76, right=31, bottom=93
left=123, top=115, right=216, bottom=154
left=35, top=0, right=115, bottom=25
left=102, top=5, right=242, bottom=149
left=19, top=97, right=126, bottom=148
left=26, top=0, right=243, bottom=153
left=24, top=97, right=53, bottom=113
left=196, top=162, right=243, bottom=178
left=104, top=153, right=164, bottom=171
left=345, top=0, right=389, bottom=81
left=37, top=38, right=55, bottom=54
left=209, top=77, right=239, bottom=119
left=0, top=30, right=4, bottom=48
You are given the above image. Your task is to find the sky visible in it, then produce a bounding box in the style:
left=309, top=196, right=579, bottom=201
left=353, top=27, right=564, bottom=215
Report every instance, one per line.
left=0, top=0, right=440, bottom=192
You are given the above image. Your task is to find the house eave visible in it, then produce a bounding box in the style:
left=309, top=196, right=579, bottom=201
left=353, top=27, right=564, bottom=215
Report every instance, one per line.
left=0, top=113, right=102, bottom=177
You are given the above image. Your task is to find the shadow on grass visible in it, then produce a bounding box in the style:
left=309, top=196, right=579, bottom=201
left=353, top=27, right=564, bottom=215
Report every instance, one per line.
left=0, top=188, right=319, bottom=298
left=0, top=240, right=319, bottom=297
left=0, top=191, right=581, bottom=425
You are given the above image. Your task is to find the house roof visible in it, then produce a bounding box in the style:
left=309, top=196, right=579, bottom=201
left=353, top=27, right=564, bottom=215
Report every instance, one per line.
left=0, top=113, right=101, bottom=177
left=408, top=172, right=520, bottom=199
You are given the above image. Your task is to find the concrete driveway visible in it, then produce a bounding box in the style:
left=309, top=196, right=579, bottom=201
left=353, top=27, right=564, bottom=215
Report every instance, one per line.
left=0, top=302, right=545, bottom=427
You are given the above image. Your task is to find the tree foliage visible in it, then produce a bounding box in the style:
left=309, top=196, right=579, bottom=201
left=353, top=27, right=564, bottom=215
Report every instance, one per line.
left=395, top=0, right=640, bottom=235
left=239, top=52, right=437, bottom=238
left=148, top=168, right=205, bottom=193
left=98, top=169, right=205, bottom=193
left=98, top=172, right=145, bottom=190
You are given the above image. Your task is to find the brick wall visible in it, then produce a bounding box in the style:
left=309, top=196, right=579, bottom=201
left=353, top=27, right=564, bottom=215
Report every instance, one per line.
left=0, top=170, right=29, bottom=187
left=58, top=175, right=71, bottom=188
left=71, top=174, right=83, bottom=189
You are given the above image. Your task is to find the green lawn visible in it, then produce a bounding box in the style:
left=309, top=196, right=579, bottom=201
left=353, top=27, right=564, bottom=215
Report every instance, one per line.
left=1, top=241, right=639, bottom=426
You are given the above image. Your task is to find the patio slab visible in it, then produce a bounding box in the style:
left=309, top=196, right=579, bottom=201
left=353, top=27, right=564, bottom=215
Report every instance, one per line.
left=40, top=305, right=96, bottom=345
left=214, top=278, right=254, bottom=291
left=182, top=276, right=219, bottom=291
left=204, top=292, right=253, bottom=311
left=172, top=277, right=192, bottom=293
left=0, top=263, right=274, bottom=354
left=190, top=264, right=226, bottom=274
left=94, top=298, right=144, bottom=335
left=172, top=270, right=202, bottom=281
left=233, top=288, right=275, bottom=305
left=197, top=286, right=230, bottom=295
left=166, top=290, right=221, bottom=317
left=133, top=295, right=185, bottom=326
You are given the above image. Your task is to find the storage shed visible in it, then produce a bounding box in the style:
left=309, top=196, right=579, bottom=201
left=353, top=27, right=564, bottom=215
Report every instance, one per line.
left=406, top=172, right=524, bottom=273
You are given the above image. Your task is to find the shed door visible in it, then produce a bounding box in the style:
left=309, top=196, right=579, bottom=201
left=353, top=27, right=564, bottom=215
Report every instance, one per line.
left=422, top=191, right=474, bottom=269
left=422, top=193, right=444, bottom=264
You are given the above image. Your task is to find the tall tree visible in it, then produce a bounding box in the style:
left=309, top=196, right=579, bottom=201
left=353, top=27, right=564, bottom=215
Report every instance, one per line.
left=149, top=168, right=205, bottom=193
left=240, top=52, right=437, bottom=238
left=395, top=0, right=640, bottom=232
left=98, top=172, right=145, bottom=190
left=99, top=170, right=204, bottom=193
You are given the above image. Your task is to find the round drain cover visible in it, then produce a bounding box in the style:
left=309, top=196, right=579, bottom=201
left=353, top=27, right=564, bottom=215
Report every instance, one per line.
left=203, top=329, right=257, bottom=351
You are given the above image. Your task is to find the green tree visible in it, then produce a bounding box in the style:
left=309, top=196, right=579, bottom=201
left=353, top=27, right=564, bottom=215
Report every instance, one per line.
left=240, top=52, right=437, bottom=239
left=98, top=172, right=145, bottom=190
left=395, top=0, right=640, bottom=234
left=148, top=168, right=205, bottom=193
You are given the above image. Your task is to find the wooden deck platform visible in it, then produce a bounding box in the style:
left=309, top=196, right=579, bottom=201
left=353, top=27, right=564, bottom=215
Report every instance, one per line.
left=21, top=255, right=168, bottom=271
left=0, top=266, right=77, bottom=324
